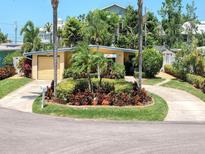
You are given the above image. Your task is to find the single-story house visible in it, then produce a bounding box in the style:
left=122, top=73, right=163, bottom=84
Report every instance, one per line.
left=24, top=45, right=136, bottom=80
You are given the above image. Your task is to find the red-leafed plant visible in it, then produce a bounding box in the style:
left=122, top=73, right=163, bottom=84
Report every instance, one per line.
left=0, top=66, right=16, bottom=80
left=18, top=58, right=32, bottom=78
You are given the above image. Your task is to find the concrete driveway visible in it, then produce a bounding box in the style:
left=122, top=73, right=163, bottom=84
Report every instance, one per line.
left=144, top=85, right=205, bottom=122
left=0, top=107, right=205, bottom=154
left=0, top=80, right=50, bottom=112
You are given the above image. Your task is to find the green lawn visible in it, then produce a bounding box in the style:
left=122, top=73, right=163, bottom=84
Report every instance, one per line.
left=33, top=93, right=168, bottom=121
left=162, top=79, right=205, bottom=102
left=142, top=78, right=165, bottom=85
left=0, top=78, right=32, bottom=98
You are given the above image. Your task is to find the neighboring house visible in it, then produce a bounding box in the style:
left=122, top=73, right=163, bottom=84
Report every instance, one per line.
left=0, top=43, right=22, bottom=67
left=182, top=21, right=205, bottom=42
left=24, top=45, right=136, bottom=80
left=39, top=18, right=64, bottom=44
left=102, top=4, right=126, bottom=17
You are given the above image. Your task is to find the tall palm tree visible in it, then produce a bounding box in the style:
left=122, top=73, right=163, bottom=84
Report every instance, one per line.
left=51, top=0, right=59, bottom=98
left=44, top=22, right=52, bottom=43
left=20, top=21, right=39, bottom=44
left=138, top=0, right=143, bottom=89
left=87, top=10, right=108, bottom=79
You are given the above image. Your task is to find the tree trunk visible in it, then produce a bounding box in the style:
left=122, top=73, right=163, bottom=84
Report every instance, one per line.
left=53, top=6, right=58, bottom=97
left=96, top=37, right=100, bottom=79
left=138, top=0, right=143, bottom=89
left=87, top=73, right=93, bottom=93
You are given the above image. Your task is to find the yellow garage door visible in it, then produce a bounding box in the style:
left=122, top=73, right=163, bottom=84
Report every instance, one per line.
left=38, top=56, right=60, bottom=80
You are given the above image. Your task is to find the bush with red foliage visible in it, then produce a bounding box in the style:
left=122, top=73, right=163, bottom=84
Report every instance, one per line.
left=65, top=82, right=152, bottom=107
left=18, top=58, right=32, bottom=78
left=0, top=66, right=16, bottom=80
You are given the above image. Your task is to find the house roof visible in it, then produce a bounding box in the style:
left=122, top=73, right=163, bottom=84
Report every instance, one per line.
left=102, top=4, right=126, bottom=11
left=24, top=45, right=137, bottom=56
left=0, top=43, right=22, bottom=51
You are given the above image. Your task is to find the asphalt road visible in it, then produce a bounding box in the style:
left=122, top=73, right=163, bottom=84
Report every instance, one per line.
left=0, top=107, right=205, bottom=154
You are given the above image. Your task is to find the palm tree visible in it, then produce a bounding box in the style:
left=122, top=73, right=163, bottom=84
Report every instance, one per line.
left=72, top=42, right=101, bottom=92
left=51, top=0, right=59, bottom=98
left=138, top=0, right=143, bottom=89
left=20, top=21, right=39, bottom=44
left=87, top=10, right=108, bottom=79
left=44, top=22, right=52, bottom=43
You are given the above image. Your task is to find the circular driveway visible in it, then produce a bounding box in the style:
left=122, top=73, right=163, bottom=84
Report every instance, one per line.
left=0, top=107, right=205, bottom=154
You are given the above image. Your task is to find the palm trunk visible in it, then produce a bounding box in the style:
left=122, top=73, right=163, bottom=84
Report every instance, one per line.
left=87, top=73, right=93, bottom=92
left=53, top=5, right=58, bottom=97
left=96, top=37, right=100, bottom=79
left=138, top=0, right=143, bottom=89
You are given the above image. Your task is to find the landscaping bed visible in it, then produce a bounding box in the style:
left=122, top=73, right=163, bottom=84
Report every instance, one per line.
left=53, top=78, right=152, bottom=107
left=33, top=93, right=168, bottom=121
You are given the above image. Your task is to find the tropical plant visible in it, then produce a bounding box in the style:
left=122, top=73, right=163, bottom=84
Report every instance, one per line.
left=62, top=17, right=83, bottom=47
left=33, top=37, right=42, bottom=51
left=71, top=42, right=101, bottom=92
left=0, top=31, right=8, bottom=43
left=44, top=22, right=52, bottom=43
left=20, top=21, right=39, bottom=44
left=3, top=51, right=22, bottom=66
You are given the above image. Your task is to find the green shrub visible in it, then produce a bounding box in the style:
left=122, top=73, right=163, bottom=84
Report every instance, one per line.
left=63, top=68, right=87, bottom=79
left=142, top=48, right=163, bottom=78
left=56, top=79, right=77, bottom=100
left=3, top=51, right=22, bottom=66
left=186, top=74, right=205, bottom=89
left=57, top=78, right=132, bottom=100
left=101, top=63, right=125, bottom=79
left=111, top=63, right=125, bottom=79
left=164, top=64, right=185, bottom=79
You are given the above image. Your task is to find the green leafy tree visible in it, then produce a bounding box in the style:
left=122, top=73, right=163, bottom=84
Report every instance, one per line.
left=174, top=40, right=205, bottom=77
left=20, top=21, right=40, bottom=52
left=20, top=21, right=39, bottom=44
left=183, top=0, right=198, bottom=45
left=33, top=37, right=42, bottom=51
left=142, top=48, right=163, bottom=78
left=62, top=17, right=83, bottom=47
left=117, top=5, right=138, bottom=49
left=3, top=51, right=22, bottom=66
left=0, top=31, right=8, bottom=43
left=145, top=12, right=160, bottom=47
left=159, top=0, right=183, bottom=48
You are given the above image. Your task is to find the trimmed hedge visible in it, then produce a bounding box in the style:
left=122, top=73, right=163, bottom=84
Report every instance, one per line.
left=186, top=74, right=205, bottom=89
left=164, top=64, right=205, bottom=93
left=0, top=66, right=16, bottom=80
left=164, top=64, right=177, bottom=76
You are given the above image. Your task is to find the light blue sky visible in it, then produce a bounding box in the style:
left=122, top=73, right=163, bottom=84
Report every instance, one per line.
left=0, top=0, right=204, bottom=42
